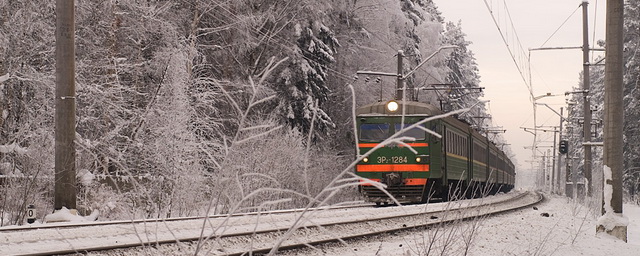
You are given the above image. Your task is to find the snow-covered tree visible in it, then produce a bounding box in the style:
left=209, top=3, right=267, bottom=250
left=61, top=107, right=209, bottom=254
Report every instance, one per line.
left=441, top=21, right=485, bottom=124
left=276, top=21, right=339, bottom=135
left=0, top=0, right=527, bottom=223
left=622, top=0, right=640, bottom=201
left=0, top=0, right=57, bottom=225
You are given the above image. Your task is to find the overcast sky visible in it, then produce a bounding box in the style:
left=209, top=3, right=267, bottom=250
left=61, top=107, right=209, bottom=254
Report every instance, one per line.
left=434, top=0, right=607, bottom=179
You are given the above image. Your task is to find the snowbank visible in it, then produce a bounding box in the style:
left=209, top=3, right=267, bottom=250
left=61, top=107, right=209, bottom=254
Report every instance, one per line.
left=597, top=165, right=629, bottom=231
left=44, top=207, right=99, bottom=223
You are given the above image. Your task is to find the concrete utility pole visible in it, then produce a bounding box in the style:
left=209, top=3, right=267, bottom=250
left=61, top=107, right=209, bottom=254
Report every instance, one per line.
left=597, top=0, right=627, bottom=241
left=557, top=107, right=564, bottom=194
left=55, top=0, right=77, bottom=210
left=551, top=128, right=558, bottom=193
left=581, top=0, right=593, bottom=197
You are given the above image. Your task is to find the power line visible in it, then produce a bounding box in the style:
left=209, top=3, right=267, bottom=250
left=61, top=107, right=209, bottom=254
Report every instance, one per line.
left=482, top=0, right=533, bottom=99
left=483, top=0, right=539, bottom=170
left=539, top=5, right=581, bottom=48
left=361, top=26, right=399, bottom=52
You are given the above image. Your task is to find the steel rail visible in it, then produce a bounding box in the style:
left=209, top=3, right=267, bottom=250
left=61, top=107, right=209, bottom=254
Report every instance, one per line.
left=225, top=191, right=543, bottom=255
left=0, top=202, right=373, bottom=232
left=4, top=192, right=540, bottom=255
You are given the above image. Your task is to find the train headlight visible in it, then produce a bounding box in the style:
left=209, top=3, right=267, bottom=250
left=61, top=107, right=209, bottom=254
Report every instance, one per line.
left=363, top=157, right=369, bottom=163
left=416, top=155, right=429, bottom=163
left=386, top=100, right=399, bottom=112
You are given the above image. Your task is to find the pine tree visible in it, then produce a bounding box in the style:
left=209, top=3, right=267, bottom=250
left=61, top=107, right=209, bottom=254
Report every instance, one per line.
left=622, top=0, right=640, bottom=200
left=277, top=21, right=339, bottom=135
left=442, top=21, right=483, bottom=116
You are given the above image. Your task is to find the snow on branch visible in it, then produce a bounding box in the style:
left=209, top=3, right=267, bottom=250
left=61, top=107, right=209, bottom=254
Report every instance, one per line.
left=197, top=144, right=221, bottom=169
left=235, top=125, right=284, bottom=144
left=0, top=143, right=28, bottom=155
left=0, top=73, right=9, bottom=83
left=257, top=57, right=289, bottom=85
left=248, top=94, right=277, bottom=109
left=239, top=124, right=275, bottom=132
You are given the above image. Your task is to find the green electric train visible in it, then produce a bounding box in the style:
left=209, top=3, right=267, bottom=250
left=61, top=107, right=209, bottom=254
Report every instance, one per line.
left=355, top=100, right=515, bottom=205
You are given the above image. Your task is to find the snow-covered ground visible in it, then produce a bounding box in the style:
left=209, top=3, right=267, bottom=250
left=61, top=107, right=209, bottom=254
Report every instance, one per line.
left=288, top=193, right=640, bottom=255
left=2, top=192, right=638, bottom=255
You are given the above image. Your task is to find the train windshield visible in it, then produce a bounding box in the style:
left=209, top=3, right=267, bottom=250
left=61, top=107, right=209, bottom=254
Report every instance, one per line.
left=360, top=123, right=390, bottom=142
left=395, top=123, right=426, bottom=140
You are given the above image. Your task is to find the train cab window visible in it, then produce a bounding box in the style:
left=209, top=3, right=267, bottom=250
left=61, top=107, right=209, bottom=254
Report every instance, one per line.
left=394, top=124, right=426, bottom=141
left=360, top=123, right=390, bottom=142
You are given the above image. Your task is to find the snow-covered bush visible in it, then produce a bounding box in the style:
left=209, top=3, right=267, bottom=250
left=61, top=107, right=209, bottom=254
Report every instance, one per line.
left=0, top=133, right=55, bottom=226
left=211, top=124, right=355, bottom=213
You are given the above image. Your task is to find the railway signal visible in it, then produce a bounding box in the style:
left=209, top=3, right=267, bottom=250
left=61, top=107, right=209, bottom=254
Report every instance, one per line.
left=558, top=140, right=568, bottom=154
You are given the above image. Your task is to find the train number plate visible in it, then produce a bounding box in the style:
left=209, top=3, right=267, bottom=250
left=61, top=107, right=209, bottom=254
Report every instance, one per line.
left=376, top=156, right=408, bottom=164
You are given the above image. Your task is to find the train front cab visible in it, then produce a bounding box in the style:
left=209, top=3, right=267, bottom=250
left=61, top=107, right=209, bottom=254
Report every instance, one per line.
left=354, top=100, right=444, bottom=204
left=356, top=116, right=433, bottom=205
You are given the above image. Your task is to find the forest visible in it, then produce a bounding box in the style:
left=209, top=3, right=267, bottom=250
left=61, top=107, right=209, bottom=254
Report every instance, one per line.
left=0, top=0, right=638, bottom=225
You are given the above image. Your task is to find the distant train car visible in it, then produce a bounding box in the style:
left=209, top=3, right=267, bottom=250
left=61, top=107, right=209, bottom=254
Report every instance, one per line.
left=355, top=100, right=515, bottom=205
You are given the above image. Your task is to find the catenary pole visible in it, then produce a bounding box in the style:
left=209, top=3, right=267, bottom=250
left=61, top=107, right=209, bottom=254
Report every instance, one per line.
left=597, top=0, right=627, bottom=241
left=552, top=126, right=558, bottom=193
left=55, top=0, right=77, bottom=210
left=581, top=0, right=593, bottom=197
left=557, top=107, right=564, bottom=194
left=528, top=1, right=603, bottom=197
left=396, top=50, right=404, bottom=100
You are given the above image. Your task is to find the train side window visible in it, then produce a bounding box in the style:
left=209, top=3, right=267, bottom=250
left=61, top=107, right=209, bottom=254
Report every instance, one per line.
left=360, top=123, right=390, bottom=142
left=454, top=134, right=458, bottom=154
left=463, top=137, right=467, bottom=156
left=449, top=131, right=454, bottom=154
left=450, top=132, right=454, bottom=153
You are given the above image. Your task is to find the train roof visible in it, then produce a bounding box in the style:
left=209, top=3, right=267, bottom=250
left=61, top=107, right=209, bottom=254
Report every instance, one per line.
left=356, top=100, right=443, bottom=116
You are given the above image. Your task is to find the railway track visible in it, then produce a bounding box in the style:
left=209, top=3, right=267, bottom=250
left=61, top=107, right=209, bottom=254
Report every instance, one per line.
left=0, top=191, right=541, bottom=255
left=0, top=202, right=373, bottom=232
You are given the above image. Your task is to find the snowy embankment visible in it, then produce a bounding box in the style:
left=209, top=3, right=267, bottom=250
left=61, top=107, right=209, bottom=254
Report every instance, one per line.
left=288, top=193, right=640, bottom=255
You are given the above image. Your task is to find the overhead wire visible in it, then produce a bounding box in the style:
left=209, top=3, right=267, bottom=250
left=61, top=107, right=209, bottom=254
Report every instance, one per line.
left=530, top=62, right=554, bottom=93
left=483, top=0, right=539, bottom=166
left=483, top=0, right=534, bottom=101
left=361, top=25, right=399, bottom=52
left=539, top=5, right=581, bottom=48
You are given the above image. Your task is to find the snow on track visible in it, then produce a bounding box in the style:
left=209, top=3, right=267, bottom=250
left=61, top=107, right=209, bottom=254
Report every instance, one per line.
left=0, top=191, right=536, bottom=255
